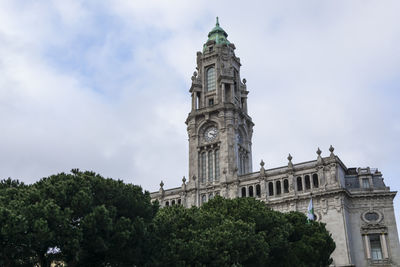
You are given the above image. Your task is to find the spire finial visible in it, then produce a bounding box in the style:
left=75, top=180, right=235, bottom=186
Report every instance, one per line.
left=216, top=16, right=219, bottom=26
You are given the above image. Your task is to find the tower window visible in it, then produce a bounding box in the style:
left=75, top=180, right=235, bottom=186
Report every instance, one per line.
left=200, top=152, right=206, bottom=183
left=208, top=151, right=213, bottom=182
left=207, top=67, right=216, bottom=92
left=215, top=149, right=220, bottom=181
left=208, top=98, right=214, bottom=106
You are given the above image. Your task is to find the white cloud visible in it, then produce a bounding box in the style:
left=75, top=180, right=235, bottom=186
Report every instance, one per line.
left=0, top=1, right=399, bottom=226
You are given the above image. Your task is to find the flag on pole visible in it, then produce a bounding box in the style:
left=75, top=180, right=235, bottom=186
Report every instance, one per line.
left=307, top=198, right=315, bottom=221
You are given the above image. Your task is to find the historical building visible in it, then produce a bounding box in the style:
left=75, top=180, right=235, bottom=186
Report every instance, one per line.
left=150, top=18, right=400, bottom=267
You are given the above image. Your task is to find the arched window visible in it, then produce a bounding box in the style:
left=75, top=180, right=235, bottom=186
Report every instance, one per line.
left=241, top=187, right=246, bottom=197
left=249, top=186, right=254, bottom=197
left=172, top=200, right=175, bottom=205
left=201, top=195, right=206, bottom=204
left=283, top=179, right=289, bottom=193
left=208, top=151, right=213, bottom=182
left=268, top=182, right=274, bottom=196
left=165, top=201, right=169, bottom=206
left=297, top=177, right=303, bottom=191
left=313, top=174, right=319, bottom=188
left=215, top=149, right=220, bottom=181
left=209, top=193, right=213, bottom=200
left=207, top=67, right=216, bottom=92
left=177, top=199, right=181, bottom=205
left=276, top=181, right=281, bottom=195
left=305, top=175, right=311, bottom=190
left=200, top=152, right=206, bottom=183
left=256, top=184, right=261, bottom=197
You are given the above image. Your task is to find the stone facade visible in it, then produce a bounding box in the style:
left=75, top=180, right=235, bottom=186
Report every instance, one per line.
left=150, top=19, right=400, bottom=267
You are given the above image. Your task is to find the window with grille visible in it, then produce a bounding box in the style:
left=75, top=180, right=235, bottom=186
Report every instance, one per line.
left=207, top=67, right=216, bottom=91
left=370, top=234, right=383, bottom=260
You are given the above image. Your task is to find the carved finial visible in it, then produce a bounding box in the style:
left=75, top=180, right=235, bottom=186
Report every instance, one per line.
left=160, top=180, right=164, bottom=188
left=317, top=147, right=322, bottom=156
left=288, top=154, right=293, bottom=169
left=329, top=145, right=335, bottom=158
left=243, top=78, right=247, bottom=84
left=260, top=160, right=265, bottom=167
left=216, top=16, right=219, bottom=26
left=182, top=176, right=186, bottom=183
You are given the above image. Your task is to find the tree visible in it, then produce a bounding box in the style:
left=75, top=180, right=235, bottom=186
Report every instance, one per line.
left=150, top=196, right=335, bottom=267
left=0, top=171, right=158, bottom=266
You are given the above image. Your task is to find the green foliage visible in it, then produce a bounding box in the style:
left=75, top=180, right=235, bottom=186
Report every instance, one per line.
left=0, top=171, right=158, bottom=267
left=0, top=174, right=334, bottom=267
left=151, top=197, right=335, bottom=267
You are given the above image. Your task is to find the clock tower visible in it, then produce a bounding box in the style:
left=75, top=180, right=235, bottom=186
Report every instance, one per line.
left=186, top=18, right=254, bottom=194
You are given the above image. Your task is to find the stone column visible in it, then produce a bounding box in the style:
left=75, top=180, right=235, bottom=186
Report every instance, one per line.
left=364, top=235, right=371, bottom=259
left=381, top=234, right=389, bottom=259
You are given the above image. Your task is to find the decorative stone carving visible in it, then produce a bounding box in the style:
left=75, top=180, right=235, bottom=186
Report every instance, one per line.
left=329, top=145, right=335, bottom=159
left=316, top=147, right=323, bottom=165
left=260, top=160, right=265, bottom=176
left=287, top=153, right=293, bottom=169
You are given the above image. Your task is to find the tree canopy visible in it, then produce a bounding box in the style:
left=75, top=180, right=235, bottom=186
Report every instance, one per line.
left=150, top=196, right=335, bottom=267
left=0, top=172, right=335, bottom=266
left=0, top=170, right=158, bottom=267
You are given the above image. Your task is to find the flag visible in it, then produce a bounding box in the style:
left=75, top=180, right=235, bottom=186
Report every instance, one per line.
left=307, top=198, right=315, bottom=221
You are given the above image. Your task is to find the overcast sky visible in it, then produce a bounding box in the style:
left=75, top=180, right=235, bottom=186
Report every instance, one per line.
left=1, top=0, right=399, bottom=222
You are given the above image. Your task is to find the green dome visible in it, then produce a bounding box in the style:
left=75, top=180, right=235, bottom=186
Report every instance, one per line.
left=203, top=17, right=230, bottom=51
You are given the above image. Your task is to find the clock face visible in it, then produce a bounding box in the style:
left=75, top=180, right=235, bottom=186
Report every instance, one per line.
left=204, top=127, right=218, bottom=142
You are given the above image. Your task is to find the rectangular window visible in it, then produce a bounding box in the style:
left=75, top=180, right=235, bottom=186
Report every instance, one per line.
left=208, top=151, right=213, bottom=182
left=201, top=153, right=206, bottom=183
left=370, top=234, right=383, bottom=260
left=208, top=98, right=214, bottom=106
left=215, top=149, right=220, bottom=181
left=362, top=178, right=370, bottom=189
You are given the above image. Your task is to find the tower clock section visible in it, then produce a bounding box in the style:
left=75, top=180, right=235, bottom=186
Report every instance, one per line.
left=186, top=18, right=254, bottom=188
